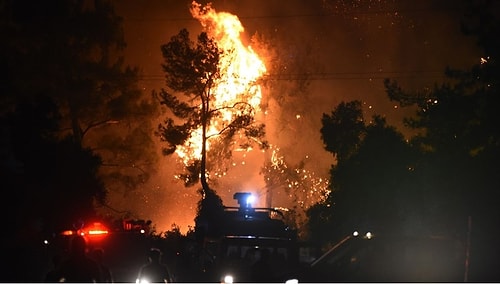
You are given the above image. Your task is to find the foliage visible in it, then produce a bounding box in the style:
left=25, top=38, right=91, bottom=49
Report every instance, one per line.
left=1, top=0, right=159, bottom=214
left=309, top=3, right=500, bottom=279
left=309, top=114, right=416, bottom=244
left=155, top=28, right=267, bottom=191
left=320, top=100, right=365, bottom=162
left=1, top=95, right=106, bottom=241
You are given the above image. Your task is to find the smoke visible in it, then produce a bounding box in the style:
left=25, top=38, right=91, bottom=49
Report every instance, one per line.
left=112, top=0, right=481, bottom=233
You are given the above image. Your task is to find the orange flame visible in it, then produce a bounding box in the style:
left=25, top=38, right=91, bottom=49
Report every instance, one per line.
left=175, top=2, right=267, bottom=165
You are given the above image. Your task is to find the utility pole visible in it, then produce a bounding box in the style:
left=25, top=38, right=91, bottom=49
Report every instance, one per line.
left=464, top=215, right=472, bottom=282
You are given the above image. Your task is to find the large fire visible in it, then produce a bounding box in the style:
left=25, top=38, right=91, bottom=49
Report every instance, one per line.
left=163, top=1, right=330, bottom=232
left=174, top=1, right=266, bottom=164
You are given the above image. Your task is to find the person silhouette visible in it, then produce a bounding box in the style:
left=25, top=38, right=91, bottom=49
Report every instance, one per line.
left=136, top=248, right=172, bottom=283
left=91, top=248, right=113, bottom=283
left=58, top=235, right=102, bottom=283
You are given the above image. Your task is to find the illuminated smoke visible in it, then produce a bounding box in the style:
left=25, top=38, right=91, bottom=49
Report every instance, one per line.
left=111, top=0, right=480, bottom=235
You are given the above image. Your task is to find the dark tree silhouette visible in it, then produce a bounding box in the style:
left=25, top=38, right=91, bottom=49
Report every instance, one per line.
left=155, top=28, right=268, bottom=239
left=309, top=113, right=415, bottom=245
left=382, top=2, right=500, bottom=280
left=155, top=29, right=221, bottom=192
left=155, top=29, right=267, bottom=192
left=1, top=96, right=106, bottom=282
left=1, top=0, right=158, bottom=211
left=320, top=100, right=365, bottom=163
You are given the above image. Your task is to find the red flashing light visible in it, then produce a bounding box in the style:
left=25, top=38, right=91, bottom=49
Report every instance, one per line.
left=82, top=222, right=109, bottom=237
left=60, top=222, right=109, bottom=243
left=87, top=229, right=109, bottom=235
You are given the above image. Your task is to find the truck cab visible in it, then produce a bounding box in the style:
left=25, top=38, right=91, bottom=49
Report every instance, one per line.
left=196, top=192, right=299, bottom=283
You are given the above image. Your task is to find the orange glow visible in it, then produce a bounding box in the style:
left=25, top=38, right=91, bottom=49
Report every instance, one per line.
left=81, top=222, right=109, bottom=236
left=174, top=1, right=267, bottom=166
left=87, top=229, right=109, bottom=235
left=153, top=2, right=330, bottom=233
left=61, top=230, right=75, bottom=236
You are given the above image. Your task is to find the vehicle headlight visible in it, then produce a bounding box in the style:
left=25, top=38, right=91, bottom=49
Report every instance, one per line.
left=223, top=274, right=233, bottom=284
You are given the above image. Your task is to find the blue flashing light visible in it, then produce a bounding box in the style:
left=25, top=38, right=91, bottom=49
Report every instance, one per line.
left=246, top=194, right=256, bottom=206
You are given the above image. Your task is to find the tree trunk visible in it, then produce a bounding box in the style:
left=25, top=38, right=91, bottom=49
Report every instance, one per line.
left=200, top=92, right=209, bottom=196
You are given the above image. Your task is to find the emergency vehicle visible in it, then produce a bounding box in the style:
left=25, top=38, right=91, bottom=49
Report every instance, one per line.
left=194, top=192, right=299, bottom=283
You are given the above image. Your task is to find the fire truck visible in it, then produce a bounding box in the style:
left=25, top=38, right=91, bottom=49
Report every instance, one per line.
left=52, top=218, right=154, bottom=282
left=193, top=192, right=299, bottom=283
left=57, top=218, right=151, bottom=248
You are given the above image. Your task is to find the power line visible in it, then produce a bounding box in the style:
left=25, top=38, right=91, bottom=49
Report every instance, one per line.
left=121, top=7, right=466, bottom=22
left=137, top=70, right=447, bottom=82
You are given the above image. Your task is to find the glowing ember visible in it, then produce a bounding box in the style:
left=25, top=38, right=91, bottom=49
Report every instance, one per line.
left=263, top=146, right=331, bottom=230
left=266, top=146, right=331, bottom=206
left=174, top=1, right=267, bottom=165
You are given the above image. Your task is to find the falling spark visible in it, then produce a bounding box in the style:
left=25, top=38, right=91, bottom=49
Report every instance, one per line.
left=263, top=145, right=331, bottom=230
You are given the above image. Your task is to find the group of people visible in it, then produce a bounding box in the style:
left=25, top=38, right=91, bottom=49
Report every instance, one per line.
left=45, top=235, right=172, bottom=283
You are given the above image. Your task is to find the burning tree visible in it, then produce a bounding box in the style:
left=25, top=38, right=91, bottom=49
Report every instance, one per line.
left=155, top=2, right=268, bottom=200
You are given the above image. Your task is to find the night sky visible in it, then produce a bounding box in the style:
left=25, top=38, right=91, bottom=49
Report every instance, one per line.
left=107, top=0, right=483, bottom=233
